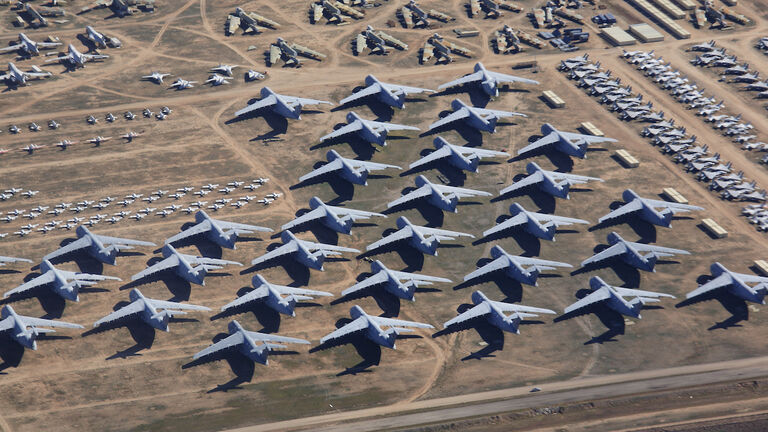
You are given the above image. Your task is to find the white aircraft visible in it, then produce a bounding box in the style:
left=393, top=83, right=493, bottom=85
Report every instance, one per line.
left=235, top=87, right=332, bottom=119
left=318, top=305, right=432, bottom=349
left=251, top=230, right=359, bottom=271
left=43, top=225, right=156, bottom=265
left=686, top=262, right=768, bottom=304
left=0, top=33, right=61, bottom=56
left=463, top=245, right=572, bottom=286
left=131, top=244, right=242, bottom=286
left=193, top=320, right=309, bottom=364
left=1, top=62, right=52, bottom=85
left=169, top=78, right=196, bottom=90
left=339, top=75, right=435, bottom=109
left=299, top=149, right=400, bottom=186
left=121, top=131, right=141, bottom=141
left=93, top=288, right=210, bottom=332
left=408, top=136, right=509, bottom=173
left=55, top=139, right=78, bottom=149
left=598, top=189, right=704, bottom=228
left=366, top=216, right=473, bottom=256
left=428, top=99, right=526, bottom=133
left=221, top=274, right=333, bottom=316
left=438, top=62, right=539, bottom=97
left=0, top=305, right=82, bottom=350
left=210, top=64, right=237, bottom=76
left=564, top=276, right=675, bottom=318
left=206, top=74, right=231, bottom=86
left=444, top=291, right=555, bottom=334
left=165, top=210, right=272, bottom=249
left=341, top=260, right=450, bottom=301
left=4, top=259, right=120, bottom=301
left=580, top=232, right=690, bottom=272
left=319, top=111, right=419, bottom=146
left=281, top=196, right=385, bottom=235
left=499, top=162, right=603, bottom=199
left=142, top=71, right=170, bottom=84
left=482, top=203, right=589, bottom=241
left=517, top=124, right=617, bottom=159
left=45, top=44, right=109, bottom=68
left=0, top=255, right=32, bottom=266
left=387, top=175, right=492, bottom=212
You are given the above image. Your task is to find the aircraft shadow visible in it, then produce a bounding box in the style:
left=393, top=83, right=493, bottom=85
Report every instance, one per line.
left=0, top=336, right=25, bottom=373
left=418, top=111, right=484, bottom=145
left=240, top=248, right=311, bottom=287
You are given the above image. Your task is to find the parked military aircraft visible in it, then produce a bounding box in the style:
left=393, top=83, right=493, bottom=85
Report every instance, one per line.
left=45, top=44, right=108, bottom=68
left=463, top=245, right=571, bottom=286
left=387, top=175, right=491, bottom=213
left=499, top=162, right=604, bottom=199
left=269, top=37, right=326, bottom=67
left=318, top=305, right=432, bottom=349
left=0, top=255, right=32, bottom=266
left=366, top=216, right=473, bottom=256
left=0, top=305, right=82, bottom=350
left=340, top=75, right=434, bottom=109
left=131, top=244, right=241, bottom=286
left=342, top=260, right=450, bottom=301
left=517, top=124, right=617, bottom=159
left=421, top=33, right=473, bottom=64
left=85, top=26, right=117, bottom=49
left=299, top=149, right=400, bottom=186
left=320, top=112, right=419, bottom=146
left=444, top=291, right=555, bottom=334
left=193, top=320, right=309, bottom=364
left=686, top=262, right=768, bottom=304
left=43, top=225, right=155, bottom=265
left=598, top=189, right=704, bottom=228
left=482, top=203, right=588, bottom=241
left=564, top=276, right=675, bottom=318
left=93, top=288, right=209, bottom=331
left=4, top=259, right=120, bottom=301
left=438, top=62, right=539, bottom=97
left=221, top=274, right=332, bottom=316
left=409, top=136, right=509, bottom=173
left=141, top=71, right=170, bottom=84
left=234, top=87, right=332, bottom=119
left=580, top=232, right=690, bottom=272
left=354, top=25, right=408, bottom=55
left=251, top=230, right=359, bottom=271
left=280, top=196, right=385, bottom=235
left=0, top=33, right=61, bottom=56
left=428, top=99, right=526, bottom=133
left=165, top=210, right=271, bottom=250
left=226, top=7, right=280, bottom=35
left=1, top=62, right=51, bottom=85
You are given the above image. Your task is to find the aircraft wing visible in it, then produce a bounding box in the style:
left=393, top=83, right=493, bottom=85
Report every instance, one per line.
left=732, top=273, right=768, bottom=284
left=93, top=301, right=145, bottom=327
left=482, top=213, right=527, bottom=237
left=516, top=132, right=560, bottom=156
left=371, top=315, right=433, bottom=329
left=558, top=130, right=617, bottom=143
left=551, top=171, right=604, bottom=183
left=42, top=236, right=92, bottom=261
left=20, top=316, right=82, bottom=329
left=642, top=197, right=704, bottom=213
left=298, top=159, right=343, bottom=183
left=251, top=242, right=299, bottom=265
left=387, top=185, right=431, bottom=208
left=339, top=84, right=382, bottom=106
left=298, top=239, right=359, bottom=253
left=130, top=256, right=180, bottom=281
left=437, top=71, right=483, bottom=90
left=95, top=234, right=155, bottom=247
left=493, top=302, right=556, bottom=314
left=685, top=273, right=736, bottom=299
left=463, top=256, right=507, bottom=281
left=0, top=317, right=14, bottom=333
left=390, top=270, right=451, bottom=283
left=320, top=316, right=368, bottom=345
left=354, top=160, right=401, bottom=171
left=194, top=332, right=244, bottom=359
left=383, top=82, right=435, bottom=95
left=368, top=120, right=420, bottom=132
left=269, top=44, right=282, bottom=65
left=283, top=95, right=332, bottom=107
left=466, top=147, right=510, bottom=158
left=563, top=289, right=612, bottom=315
left=598, top=200, right=644, bottom=224
left=513, top=256, right=572, bottom=268
left=281, top=207, right=326, bottom=231
left=320, top=121, right=363, bottom=141
left=214, top=219, right=272, bottom=233
left=4, top=272, right=56, bottom=298
left=165, top=221, right=212, bottom=244
left=0, top=256, right=33, bottom=265
left=366, top=228, right=413, bottom=251
left=0, top=72, right=9, bottom=81
left=580, top=243, right=626, bottom=267
left=221, top=286, right=268, bottom=310
left=613, top=287, right=675, bottom=299
left=499, top=171, right=544, bottom=195
left=408, top=146, right=452, bottom=170
left=429, top=109, right=469, bottom=130
left=334, top=206, right=385, bottom=219
left=477, top=107, right=527, bottom=119
left=416, top=225, right=474, bottom=238
left=629, top=243, right=690, bottom=255
left=0, top=43, right=22, bottom=53
left=487, top=71, right=540, bottom=85
left=245, top=330, right=309, bottom=344
left=444, top=302, right=491, bottom=327
left=341, top=272, right=389, bottom=297
left=277, top=286, right=333, bottom=297
left=147, top=299, right=210, bottom=311
left=433, top=184, right=492, bottom=198
left=535, top=213, right=589, bottom=226
left=234, top=95, right=277, bottom=117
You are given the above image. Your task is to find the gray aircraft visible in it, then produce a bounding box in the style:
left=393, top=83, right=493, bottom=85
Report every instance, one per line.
left=221, top=274, right=332, bottom=316
left=598, top=189, right=704, bottom=228
left=499, top=162, right=604, bottom=199
left=482, top=203, right=589, bottom=241
left=43, top=225, right=156, bottom=265
left=463, top=245, right=572, bottom=286
left=1, top=62, right=51, bottom=85
left=280, top=196, right=385, bottom=235
left=580, top=232, right=690, bottom=272
left=45, top=44, right=109, bottom=68
left=85, top=26, right=118, bottom=49
left=0, top=33, right=61, bottom=56
left=408, top=136, right=509, bottom=173
left=320, top=111, right=419, bottom=146
left=428, top=99, right=526, bottom=133
left=686, top=262, right=768, bottom=304
left=564, top=276, right=675, bottom=318
left=251, top=230, right=359, bottom=271
left=319, top=305, right=432, bottom=349
left=299, top=149, right=400, bottom=186
left=517, top=124, right=617, bottom=159
left=387, top=175, right=491, bottom=213
left=438, top=62, right=539, bottom=97
left=93, top=288, right=210, bottom=331
left=193, top=320, right=309, bottom=364
left=0, top=255, right=32, bottom=266
left=269, top=37, right=326, bottom=67
left=165, top=210, right=272, bottom=250
left=228, top=7, right=280, bottom=34
left=4, top=259, right=120, bottom=301
left=0, top=305, right=82, bottom=350
left=366, top=216, right=473, bottom=256
left=340, top=75, right=434, bottom=109
left=234, top=87, right=332, bottom=119
left=131, top=244, right=241, bottom=286
left=341, top=260, right=451, bottom=301
left=443, top=291, right=555, bottom=334
left=354, top=25, right=408, bottom=55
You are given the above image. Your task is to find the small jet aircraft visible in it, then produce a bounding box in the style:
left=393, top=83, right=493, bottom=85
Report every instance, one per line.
left=142, top=71, right=170, bottom=84
left=251, top=230, right=359, bottom=271
left=428, top=99, right=526, bottom=133
left=280, top=196, right=385, bottom=235
left=499, top=162, right=604, bottom=199
left=4, top=259, right=120, bottom=301
left=93, top=288, right=210, bottom=332
left=193, top=320, right=309, bottom=364
left=438, top=62, right=539, bottom=97
left=169, top=78, right=196, bottom=90
left=220, top=274, right=333, bottom=316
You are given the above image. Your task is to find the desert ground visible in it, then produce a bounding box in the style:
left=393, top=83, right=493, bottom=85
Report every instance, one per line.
left=1, top=0, right=768, bottom=431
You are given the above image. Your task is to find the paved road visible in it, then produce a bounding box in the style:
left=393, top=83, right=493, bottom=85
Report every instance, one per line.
left=230, top=356, right=768, bottom=432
